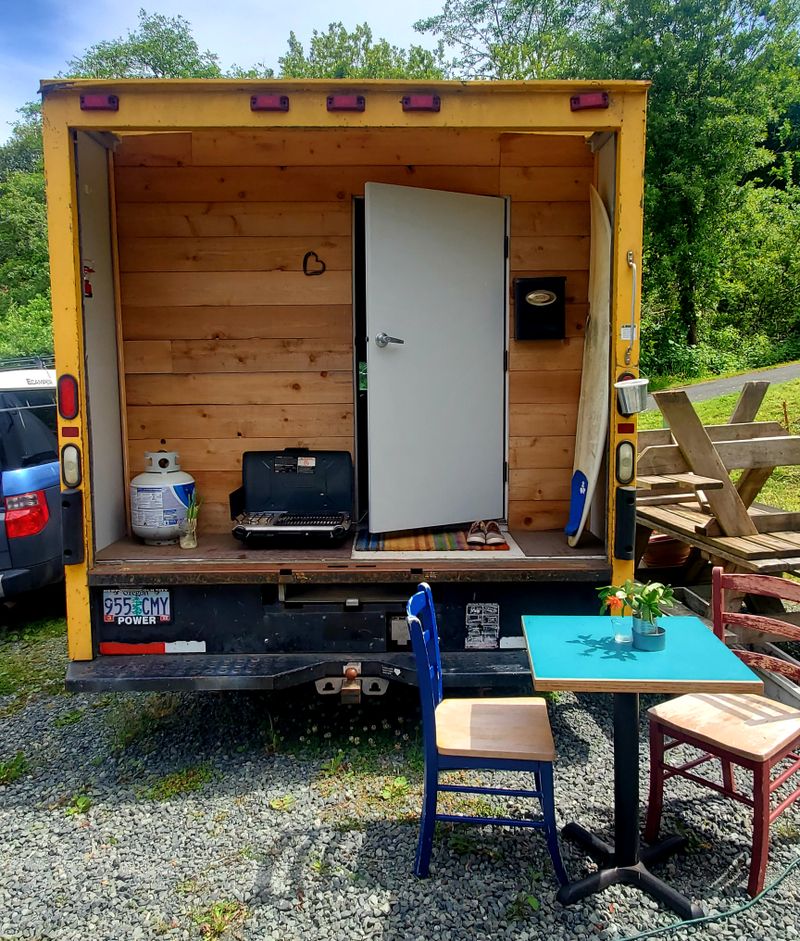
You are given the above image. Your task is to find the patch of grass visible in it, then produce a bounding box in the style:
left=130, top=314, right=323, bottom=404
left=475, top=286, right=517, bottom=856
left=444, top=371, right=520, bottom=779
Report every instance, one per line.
left=105, top=692, right=182, bottom=752
left=66, top=792, right=92, bottom=816
left=176, top=878, right=202, bottom=895
left=330, top=817, right=366, bottom=833
left=646, top=362, right=800, bottom=393
left=0, top=616, right=67, bottom=709
left=379, top=775, right=410, bottom=802
left=445, top=793, right=495, bottom=817
left=319, top=749, right=349, bottom=778
left=192, top=900, right=247, bottom=938
left=308, top=854, right=333, bottom=877
left=239, top=845, right=269, bottom=862
left=774, top=818, right=800, bottom=840
left=54, top=708, right=84, bottom=728
left=0, top=750, right=28, bottom=785
left=141, top=764, right=214, bottom=801
left=446, top=828, right=504, bottom=860
left=505, top=867, right=544, bottom=921
left=639, top=377, right=800, bottom=511
left=268, top=794, right=296, bottom=812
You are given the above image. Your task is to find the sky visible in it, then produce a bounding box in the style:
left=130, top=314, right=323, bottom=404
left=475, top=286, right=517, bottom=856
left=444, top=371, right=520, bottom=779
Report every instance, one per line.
left=0, top=0, right=443, bottom=143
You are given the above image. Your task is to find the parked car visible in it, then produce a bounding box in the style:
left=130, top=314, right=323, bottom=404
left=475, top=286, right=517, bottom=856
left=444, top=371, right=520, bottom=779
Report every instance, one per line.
left=0, top=356, right=63, bottom=599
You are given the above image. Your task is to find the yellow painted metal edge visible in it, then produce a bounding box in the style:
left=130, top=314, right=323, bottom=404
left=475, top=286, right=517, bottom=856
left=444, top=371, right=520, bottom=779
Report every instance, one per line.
left=42, top=117, right=94, bottom=661
left=40, top=77, right=651, bottom=93
left=608, top=91, right=648, bottom=585
left=39, top=82, right=647, bottom=134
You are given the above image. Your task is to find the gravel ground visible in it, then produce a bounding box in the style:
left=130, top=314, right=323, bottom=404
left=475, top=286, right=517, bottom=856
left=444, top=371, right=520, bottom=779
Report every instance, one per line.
left=1, top=618, right=799, bottom=941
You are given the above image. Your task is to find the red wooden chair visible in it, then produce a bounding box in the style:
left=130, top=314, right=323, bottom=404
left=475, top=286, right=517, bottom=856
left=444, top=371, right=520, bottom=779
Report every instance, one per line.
left=645, top=567, right=800, bottom=896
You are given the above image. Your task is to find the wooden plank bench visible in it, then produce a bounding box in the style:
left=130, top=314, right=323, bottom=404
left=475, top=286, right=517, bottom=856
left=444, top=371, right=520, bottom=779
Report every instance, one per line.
left=636, top=382, right=800, bottom=578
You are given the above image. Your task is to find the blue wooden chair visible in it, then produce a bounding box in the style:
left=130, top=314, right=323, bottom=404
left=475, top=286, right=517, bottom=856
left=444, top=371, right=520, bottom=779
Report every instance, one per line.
left=406, top=582, right=568, bottom=882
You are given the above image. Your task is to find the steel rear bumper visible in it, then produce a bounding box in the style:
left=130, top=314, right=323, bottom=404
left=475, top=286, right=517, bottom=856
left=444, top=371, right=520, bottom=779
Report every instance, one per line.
left=66, top=650, right=531, bottom=692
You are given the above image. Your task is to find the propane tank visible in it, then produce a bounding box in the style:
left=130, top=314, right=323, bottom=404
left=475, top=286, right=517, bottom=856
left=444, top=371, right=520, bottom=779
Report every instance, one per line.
left=130, top=452, right=195, bottom=545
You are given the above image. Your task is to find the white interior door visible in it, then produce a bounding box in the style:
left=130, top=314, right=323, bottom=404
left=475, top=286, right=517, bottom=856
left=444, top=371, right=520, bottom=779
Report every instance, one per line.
left=365, top=182, right=506, bottom=533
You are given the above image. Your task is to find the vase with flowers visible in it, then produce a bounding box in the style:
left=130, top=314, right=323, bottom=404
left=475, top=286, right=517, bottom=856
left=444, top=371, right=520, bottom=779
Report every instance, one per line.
left=597, top=579, right=675, bottom=649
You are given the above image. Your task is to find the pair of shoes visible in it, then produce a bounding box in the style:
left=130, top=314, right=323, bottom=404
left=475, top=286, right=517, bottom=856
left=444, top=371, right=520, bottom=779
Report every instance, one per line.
left=467, top=520, right=487, bottom=545
left=467, top=520, right=507, bottom=547
left=484, top=520, right=507, bottom=547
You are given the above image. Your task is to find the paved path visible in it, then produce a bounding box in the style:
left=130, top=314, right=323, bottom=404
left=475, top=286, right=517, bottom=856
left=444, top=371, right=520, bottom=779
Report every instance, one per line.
left=645, top=361, right=800, bottom=411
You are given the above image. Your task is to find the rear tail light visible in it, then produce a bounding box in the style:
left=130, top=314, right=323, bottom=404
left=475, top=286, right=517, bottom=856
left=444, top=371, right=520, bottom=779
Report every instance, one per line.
left=58, top=374, right=79, bottom=420
left=4, top=491, right=50, bottom=539
left=61, top=444, right=82, bottom=488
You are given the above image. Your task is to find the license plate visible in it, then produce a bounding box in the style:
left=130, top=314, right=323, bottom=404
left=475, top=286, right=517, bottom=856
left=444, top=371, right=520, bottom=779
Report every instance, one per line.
left=103, top=589, right=172, bottom=625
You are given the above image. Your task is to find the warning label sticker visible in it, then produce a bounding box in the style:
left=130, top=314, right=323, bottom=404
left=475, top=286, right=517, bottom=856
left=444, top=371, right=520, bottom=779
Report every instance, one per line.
left=465, top=603, right=501, bottom=649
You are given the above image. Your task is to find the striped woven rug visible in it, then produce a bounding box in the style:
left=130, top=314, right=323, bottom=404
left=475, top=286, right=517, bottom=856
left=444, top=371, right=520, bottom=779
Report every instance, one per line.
left=355, top=528, right=509, bottom=551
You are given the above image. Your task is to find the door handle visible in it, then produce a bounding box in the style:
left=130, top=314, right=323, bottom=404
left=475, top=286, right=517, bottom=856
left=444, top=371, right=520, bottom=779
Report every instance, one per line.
left=374, top=333, right=405, bottom=348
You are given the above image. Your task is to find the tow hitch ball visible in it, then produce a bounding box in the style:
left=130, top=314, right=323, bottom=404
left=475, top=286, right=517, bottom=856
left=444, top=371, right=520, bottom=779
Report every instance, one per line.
left=314, top=663, right=390, bottom=700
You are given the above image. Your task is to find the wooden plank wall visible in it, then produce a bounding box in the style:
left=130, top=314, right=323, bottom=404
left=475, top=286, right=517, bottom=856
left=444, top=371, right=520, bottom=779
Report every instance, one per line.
left=115, top=128, right=592, bottom=533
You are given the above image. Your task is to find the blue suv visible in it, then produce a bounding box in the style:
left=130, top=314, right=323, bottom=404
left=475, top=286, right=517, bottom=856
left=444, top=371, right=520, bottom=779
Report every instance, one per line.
left=0, top=357, right=63, bottom=599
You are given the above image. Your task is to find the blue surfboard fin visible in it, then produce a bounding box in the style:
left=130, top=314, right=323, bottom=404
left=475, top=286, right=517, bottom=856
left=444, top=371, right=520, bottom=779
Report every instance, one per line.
left=564, top=470, right=589, bottom=536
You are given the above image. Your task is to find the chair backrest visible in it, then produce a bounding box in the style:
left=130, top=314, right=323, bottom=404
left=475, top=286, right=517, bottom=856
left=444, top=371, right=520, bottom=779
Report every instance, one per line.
left=712, top=566, right=800, bottom=684
left=406, top=583, right=444, bottom=735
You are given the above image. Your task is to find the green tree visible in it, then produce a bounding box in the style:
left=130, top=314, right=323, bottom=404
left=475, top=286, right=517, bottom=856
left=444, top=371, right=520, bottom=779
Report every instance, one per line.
left=585, top=0, right=800, bottom=345
left=415, top=0, right=594, bottom=78
left=0, top=104, right=42, bottom=181
left=279, top=22, right=445, bottom=79
left=0, top=167, right=50, bottom=354
left=1, top=7, right=268, bottom=356
left=65, top=8, right=223, bottom=78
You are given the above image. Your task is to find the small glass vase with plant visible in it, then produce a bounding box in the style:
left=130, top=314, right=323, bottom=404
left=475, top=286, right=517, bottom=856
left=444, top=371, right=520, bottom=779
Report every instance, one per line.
left=597, top=579, right=675, bottom=636
left=180, top=491, right=201, bottom=549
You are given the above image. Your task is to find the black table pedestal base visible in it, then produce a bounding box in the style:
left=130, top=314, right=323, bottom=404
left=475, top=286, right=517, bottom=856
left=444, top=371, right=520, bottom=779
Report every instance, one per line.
left=557, top=823, right=703, bottom=920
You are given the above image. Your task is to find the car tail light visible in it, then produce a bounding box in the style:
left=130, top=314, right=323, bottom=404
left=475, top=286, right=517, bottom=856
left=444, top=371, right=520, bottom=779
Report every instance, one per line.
left=4, top=491, right=50, bottom=538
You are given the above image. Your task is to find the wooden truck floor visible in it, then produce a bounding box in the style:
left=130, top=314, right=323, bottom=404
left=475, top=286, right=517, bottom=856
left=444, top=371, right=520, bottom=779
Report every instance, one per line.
left=90, top=530, right=609, bottom=585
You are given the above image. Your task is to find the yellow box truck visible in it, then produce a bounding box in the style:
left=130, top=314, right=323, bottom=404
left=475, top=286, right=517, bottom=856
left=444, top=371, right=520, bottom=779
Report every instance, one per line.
left=41, top=78, right=648, bottom=696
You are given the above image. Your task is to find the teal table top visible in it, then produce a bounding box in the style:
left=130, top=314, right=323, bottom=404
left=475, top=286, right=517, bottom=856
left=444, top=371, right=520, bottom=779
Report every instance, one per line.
left=521, top=615, right=763, bottom=694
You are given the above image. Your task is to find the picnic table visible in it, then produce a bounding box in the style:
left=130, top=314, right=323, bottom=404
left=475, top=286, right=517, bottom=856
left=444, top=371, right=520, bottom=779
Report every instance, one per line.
left=636, top=382, right=800, bottom=578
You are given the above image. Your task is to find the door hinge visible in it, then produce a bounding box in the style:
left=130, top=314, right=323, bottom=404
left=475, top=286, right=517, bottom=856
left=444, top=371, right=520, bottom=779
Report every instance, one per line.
left=503, top=349, right=508, bottom=372
left=504, top=235, right=509, bottom=259
left=503, top=461, right=508, bottom=483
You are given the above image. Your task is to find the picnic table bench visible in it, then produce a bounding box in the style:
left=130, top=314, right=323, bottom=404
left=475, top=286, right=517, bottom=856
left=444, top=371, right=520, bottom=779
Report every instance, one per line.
left=636, top=381, right=800, bottom=577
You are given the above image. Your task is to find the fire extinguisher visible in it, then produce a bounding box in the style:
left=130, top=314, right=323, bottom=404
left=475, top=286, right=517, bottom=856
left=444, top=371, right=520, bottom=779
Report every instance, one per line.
left=83, top=264, right=95, bottom=298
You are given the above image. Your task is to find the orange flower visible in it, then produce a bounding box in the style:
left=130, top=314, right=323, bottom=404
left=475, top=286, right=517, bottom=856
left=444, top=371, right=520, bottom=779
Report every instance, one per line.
left=607, top=596, right=624, bottom=612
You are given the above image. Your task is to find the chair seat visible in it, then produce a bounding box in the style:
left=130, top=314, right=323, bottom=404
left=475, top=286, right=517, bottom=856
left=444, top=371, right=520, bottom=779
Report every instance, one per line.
left=649, top=693, right=800, bottom=761
left=435, top=696, right=555, bottom=762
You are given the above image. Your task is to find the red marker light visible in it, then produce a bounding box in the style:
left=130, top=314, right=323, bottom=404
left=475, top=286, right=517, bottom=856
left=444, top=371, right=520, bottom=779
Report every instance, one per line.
left=57, top=374, right=79, bottom=420
left=570, top=91, right=609, bottom=112
left=80, top=94, right=119, bottom=111
left=402, top=94, right=441, bottom=112
left=250, top=94, right=289, bottom=112
left=327, top=94, right=365, bottom=112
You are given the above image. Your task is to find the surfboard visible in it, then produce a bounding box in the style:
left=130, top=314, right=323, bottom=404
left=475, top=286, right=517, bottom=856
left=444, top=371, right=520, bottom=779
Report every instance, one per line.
left=565, top=185, right=612, bottom=547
